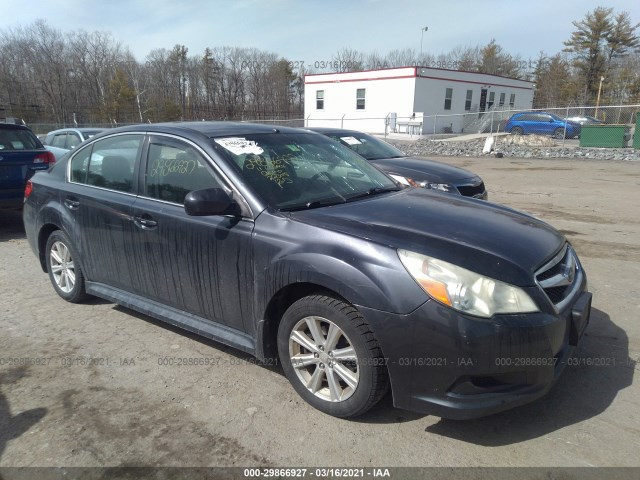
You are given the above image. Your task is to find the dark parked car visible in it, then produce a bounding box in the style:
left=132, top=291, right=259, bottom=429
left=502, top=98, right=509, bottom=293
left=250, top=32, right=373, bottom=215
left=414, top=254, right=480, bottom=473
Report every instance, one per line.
left=505, top=112, right=581, bottom=139
left=565, top=115, right=604, bottom=125
left=44, top=128, right=106, bottom=150
left=24, top=122, right=591, bottom=419
left=308, top=128, right=487, bottom=199
left=0, top=123, right=55, bottom=209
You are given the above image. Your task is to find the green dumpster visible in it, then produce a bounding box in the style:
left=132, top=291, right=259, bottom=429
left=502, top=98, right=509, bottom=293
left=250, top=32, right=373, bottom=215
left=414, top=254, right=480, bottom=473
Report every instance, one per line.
left=634, top=113, right=640, bottom=149
left=580, top=124, right=630, bottom=148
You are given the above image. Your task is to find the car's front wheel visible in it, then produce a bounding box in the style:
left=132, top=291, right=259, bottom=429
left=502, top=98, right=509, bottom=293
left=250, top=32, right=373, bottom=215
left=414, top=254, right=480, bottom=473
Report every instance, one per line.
left=277, top=295, right=389, bottom=418
left=45, top=230, right=88, bottom=303
left=553, top=128, right=566, bottom=139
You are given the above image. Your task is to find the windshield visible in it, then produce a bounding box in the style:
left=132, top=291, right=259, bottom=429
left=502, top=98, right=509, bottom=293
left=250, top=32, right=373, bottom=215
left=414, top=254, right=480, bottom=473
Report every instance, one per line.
left=212, top=132, right=399, bottom=210
left=326, top=132, right=405, bottom=160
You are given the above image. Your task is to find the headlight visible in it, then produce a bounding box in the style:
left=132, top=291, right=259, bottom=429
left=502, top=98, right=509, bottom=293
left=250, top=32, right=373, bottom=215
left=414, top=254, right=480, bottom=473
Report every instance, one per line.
left=387, top=174, right=453, bottom=192
left=398, top=250, right=539, bottom=318
left=424, top=182, right=454, bottom=193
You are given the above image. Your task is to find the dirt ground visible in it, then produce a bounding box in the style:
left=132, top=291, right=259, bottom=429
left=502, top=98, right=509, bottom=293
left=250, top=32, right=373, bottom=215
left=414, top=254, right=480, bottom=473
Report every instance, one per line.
left=0, top=156, right=639, bottom=468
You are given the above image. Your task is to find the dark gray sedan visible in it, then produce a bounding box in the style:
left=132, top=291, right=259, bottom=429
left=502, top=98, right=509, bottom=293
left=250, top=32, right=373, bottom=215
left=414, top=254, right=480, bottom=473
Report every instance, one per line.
left=308, top=127, right=487, bottom=199
left=24, top=121, right=591, bottom=419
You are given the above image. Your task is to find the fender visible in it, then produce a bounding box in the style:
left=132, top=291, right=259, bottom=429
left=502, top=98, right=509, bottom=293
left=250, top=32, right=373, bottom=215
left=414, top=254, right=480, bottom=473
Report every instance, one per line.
left=258, top=251, right=427, bottom=316
left=35, top=197, right=76, bottom=272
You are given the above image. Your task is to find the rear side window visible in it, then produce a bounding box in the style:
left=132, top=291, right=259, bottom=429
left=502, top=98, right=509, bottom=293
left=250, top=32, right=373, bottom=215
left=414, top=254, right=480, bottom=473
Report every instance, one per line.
left=70, top=147, right=91, bottom=183
left=67, top=134, right=82, bottom=148
left=145, top=138, right=221, bottom=204
left=69, top=134, right=143, bottom=193
left=0, top=128, right=40, bottom=151
left=51, top=134, right=68, bottom=148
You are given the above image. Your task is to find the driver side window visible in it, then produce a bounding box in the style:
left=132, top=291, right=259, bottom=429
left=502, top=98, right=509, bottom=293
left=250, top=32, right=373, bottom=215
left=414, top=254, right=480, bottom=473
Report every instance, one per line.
left=145, top=139, right=222, bottom=204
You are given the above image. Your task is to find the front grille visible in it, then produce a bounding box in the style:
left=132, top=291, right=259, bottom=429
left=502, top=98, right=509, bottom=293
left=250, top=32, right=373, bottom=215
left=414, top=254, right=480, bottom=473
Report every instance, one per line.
left=456, top=181, right=486, bottom=198
left=535, top=245, right=582, bottom=311
left=544, top=286, right=572, bottom=304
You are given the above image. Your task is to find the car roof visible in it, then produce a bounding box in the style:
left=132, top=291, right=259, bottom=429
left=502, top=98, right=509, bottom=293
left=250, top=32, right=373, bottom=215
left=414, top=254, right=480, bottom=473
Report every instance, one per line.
left=0, top=123, right=31, bottom=131
left=306, top=127, right=364, bottom=135
left=101, top=121, right=309, bottom=138
left=47, top=127, right=106, bottom=134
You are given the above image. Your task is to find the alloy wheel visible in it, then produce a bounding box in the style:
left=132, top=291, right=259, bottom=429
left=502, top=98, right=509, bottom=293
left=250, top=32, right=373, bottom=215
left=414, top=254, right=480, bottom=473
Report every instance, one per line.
left=288, top=316, right=359, bottom=402
left=49, top=241, right=76, bottom=293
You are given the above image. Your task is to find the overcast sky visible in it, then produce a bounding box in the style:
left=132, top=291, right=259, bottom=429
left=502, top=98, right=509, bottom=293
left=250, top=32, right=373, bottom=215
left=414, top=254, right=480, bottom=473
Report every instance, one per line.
left=1, top=0, right=639, bottom=66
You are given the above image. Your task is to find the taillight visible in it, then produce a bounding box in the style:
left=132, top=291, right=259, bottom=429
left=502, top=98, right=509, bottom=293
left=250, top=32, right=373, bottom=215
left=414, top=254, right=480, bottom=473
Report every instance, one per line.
left=33, top=151, right=56, bottom=165
left=24, top=180, right=33, bottom=199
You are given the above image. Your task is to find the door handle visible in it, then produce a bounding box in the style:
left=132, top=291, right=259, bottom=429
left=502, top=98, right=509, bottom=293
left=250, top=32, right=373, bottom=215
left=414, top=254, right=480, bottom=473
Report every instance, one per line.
left=134, top=214, right=158, bottom=230
left=64, top=197, right=80, bottom=210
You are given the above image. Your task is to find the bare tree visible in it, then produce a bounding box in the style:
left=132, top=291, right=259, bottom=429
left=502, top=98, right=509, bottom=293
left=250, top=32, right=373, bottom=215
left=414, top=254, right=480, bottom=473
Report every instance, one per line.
left=331, top=47, right=364, bottom=72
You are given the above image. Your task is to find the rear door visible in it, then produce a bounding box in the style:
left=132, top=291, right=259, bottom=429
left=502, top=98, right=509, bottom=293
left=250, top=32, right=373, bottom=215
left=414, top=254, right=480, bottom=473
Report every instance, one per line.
left=65, top=133, right=145, bottom=290
left=536, top=114, right=554, bottom=135
left=0, top=126, right=50, bottom=206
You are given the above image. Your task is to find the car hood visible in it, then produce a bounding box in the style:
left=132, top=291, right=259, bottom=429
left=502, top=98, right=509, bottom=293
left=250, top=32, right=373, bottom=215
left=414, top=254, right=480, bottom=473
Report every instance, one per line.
left=288, top=188, right=564, bottom=286
left=369, top=156, right=477, bottom=183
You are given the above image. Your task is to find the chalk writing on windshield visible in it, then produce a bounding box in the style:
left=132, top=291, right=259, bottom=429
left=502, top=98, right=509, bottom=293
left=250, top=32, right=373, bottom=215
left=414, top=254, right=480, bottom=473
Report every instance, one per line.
left=244, top=156, right=293, bottom=188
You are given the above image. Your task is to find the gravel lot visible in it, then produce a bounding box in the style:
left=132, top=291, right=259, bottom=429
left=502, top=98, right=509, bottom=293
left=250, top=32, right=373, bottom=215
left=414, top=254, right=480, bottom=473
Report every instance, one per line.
left=1, top=155, right=639, bottom=468
left=387, top=135, right=640, bottom=161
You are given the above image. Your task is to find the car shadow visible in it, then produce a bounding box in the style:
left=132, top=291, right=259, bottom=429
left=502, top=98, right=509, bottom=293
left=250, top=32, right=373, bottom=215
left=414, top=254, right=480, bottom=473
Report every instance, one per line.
left=0, top=366, right=48, bottom=461
left=422, top=307, right=634, bottom=445
left=112, top=305, right=284, bottom=375
left=0, top=210, right=26, bottom=242
left=112, top=304, right=631, bottom=437
left=117, top=304, right=421, bottom=424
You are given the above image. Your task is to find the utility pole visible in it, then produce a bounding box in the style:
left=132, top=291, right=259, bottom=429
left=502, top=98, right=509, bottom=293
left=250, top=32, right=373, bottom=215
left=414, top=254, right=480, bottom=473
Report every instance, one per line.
left=595, top=76, right=605, bottom=119
left=420, top=27, right=429, bottom=59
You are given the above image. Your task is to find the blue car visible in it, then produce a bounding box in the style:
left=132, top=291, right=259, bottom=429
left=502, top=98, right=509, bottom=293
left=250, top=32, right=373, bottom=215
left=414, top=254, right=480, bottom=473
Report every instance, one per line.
left=505, top=112, right=581, bottom=139
left=0, top=123, right=56, bottom=209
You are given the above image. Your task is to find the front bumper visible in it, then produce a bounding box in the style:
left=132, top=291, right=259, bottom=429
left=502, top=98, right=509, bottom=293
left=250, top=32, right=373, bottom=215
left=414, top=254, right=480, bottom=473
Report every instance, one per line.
left=358, top=278, right=590, bottom=419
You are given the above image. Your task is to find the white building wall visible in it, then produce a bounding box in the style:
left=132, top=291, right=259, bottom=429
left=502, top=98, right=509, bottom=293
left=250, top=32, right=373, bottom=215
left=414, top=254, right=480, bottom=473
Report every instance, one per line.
left=413, top=69, right=534, bottom=134
left=304, top=67, right=535, bottom=135
left=304, top=68, right=416, bottom=134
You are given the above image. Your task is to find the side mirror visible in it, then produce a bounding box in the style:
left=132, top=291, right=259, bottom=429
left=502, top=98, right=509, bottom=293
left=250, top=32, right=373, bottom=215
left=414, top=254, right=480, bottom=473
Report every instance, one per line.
left=184, top=188, right=241, bottom=216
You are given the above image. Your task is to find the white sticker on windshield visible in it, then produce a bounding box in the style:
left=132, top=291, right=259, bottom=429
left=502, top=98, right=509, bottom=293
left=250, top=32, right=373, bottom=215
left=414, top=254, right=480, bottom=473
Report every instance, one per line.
left=214, top=137, right=264, bottom=155
left=340, top=136, right=362, bottom=145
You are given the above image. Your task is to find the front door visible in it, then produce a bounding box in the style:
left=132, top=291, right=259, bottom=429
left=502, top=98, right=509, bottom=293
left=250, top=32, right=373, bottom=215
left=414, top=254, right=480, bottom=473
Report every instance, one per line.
left=479, top=88, right=488, bottom=116
left=129, top=134, right=254, bottom=332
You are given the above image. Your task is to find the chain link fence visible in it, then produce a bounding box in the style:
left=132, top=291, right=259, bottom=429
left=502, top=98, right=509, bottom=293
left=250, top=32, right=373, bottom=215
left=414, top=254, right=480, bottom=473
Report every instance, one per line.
left=25, top=105, right=640, bottom=149
left=304, top=104, right=640, bottom=147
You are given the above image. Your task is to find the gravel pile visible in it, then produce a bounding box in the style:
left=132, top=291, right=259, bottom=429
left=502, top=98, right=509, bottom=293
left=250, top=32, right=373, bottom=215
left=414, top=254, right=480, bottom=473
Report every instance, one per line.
left=387, top=135, right=640, bottom=161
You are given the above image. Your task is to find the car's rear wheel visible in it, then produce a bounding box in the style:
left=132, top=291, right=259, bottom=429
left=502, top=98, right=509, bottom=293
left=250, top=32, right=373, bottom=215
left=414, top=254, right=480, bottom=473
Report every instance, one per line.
left=510, top=126, right=524, bottom=135
left=277, top=295, right=389, bottom=418
left=45, top=230, right=88, bottom=303
left=553, top=128, right=565, bottom=139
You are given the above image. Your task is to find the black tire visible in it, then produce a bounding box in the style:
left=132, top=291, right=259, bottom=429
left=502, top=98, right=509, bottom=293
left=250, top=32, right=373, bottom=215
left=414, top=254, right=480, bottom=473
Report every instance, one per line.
left=510, top=126, right=524, bottom=135
left=45, top=230, right=88, bottom=303
left=553, top=128, right=565, bottom=139
left=277, top=295, right=389, bottom=418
